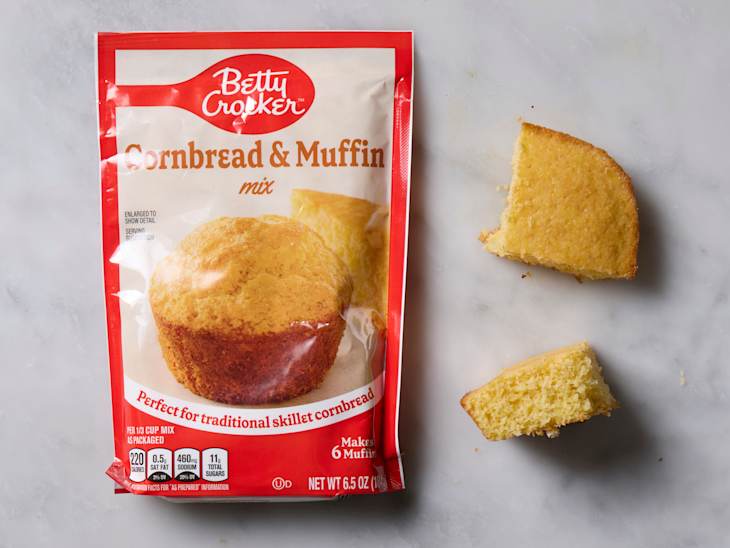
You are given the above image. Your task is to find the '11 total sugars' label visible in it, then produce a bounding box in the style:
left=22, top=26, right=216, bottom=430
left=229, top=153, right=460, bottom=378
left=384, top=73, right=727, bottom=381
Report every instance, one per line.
left=201, top=448, right=228, bottom=482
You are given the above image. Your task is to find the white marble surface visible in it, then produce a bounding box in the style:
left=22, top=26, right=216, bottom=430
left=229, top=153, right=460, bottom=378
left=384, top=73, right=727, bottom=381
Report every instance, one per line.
left=2, top=1, right=730, bottom=547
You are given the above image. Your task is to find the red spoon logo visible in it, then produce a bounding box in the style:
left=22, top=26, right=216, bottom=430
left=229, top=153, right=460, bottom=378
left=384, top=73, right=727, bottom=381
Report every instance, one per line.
left=109, top=54, right=315, bottom=134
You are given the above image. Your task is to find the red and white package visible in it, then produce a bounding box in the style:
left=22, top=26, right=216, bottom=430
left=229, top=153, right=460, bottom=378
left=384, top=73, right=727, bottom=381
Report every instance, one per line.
left=97, top=31, right=413, bottom=499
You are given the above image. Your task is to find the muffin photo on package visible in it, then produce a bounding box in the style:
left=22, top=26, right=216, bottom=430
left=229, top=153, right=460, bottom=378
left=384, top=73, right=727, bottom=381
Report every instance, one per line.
left=149, top=216, right=353, bottom=405
left=98, top=31, right=413, bottom=499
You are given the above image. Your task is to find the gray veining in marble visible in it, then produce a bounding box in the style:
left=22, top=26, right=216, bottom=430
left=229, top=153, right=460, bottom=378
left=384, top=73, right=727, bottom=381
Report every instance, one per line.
left=2, top=1, right=729, bottom=547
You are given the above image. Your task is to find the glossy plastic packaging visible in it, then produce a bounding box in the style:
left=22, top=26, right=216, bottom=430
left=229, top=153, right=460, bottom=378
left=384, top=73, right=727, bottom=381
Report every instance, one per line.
left=97, top=31, right=413, bottom=499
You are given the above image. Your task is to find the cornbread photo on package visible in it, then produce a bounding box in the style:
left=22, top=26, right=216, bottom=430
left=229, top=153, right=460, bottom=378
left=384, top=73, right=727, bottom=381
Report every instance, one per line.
left=97, top=31, right=413, bottom=499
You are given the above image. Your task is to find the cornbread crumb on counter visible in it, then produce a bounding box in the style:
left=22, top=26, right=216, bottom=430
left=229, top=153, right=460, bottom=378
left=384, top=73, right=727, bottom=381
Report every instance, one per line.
left=292, top=189, right=389, bottom=321
left=481, top=122, right=639, bottom=280
left=461, top=342, right=618, bottom=441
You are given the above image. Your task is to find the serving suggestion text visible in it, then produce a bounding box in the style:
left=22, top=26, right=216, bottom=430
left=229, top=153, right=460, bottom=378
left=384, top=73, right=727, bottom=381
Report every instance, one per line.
left=134, top=388, right=376, bottom=432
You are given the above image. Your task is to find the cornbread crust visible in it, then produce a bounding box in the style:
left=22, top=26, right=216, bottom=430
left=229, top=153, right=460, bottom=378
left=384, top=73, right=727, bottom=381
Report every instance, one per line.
left=461, top=342, right=618, bottom=441
left=150, top=216, right=353, bottom=404
left=482, top=122, right=639, bottom=280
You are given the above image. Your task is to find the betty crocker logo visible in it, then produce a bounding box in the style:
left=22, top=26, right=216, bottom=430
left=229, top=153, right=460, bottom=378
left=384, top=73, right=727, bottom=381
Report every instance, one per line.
left=112, top=54, right=315, bottom=134
left=199, top=55, right=314, bottom=133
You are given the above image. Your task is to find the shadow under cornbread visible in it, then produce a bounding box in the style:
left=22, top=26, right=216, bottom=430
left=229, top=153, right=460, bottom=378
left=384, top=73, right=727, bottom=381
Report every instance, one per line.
left=519, top=356, right=665, bottom=495
left=627, top=179, right=666, bottom=294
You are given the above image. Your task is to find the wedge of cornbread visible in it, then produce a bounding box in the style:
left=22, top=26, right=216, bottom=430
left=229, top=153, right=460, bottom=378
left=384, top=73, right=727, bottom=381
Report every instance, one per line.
left=292, top=189, right=389, bottom=321
left=481, top=122, right=639, bottom=280
left=461, top=342, right=618, bottom=440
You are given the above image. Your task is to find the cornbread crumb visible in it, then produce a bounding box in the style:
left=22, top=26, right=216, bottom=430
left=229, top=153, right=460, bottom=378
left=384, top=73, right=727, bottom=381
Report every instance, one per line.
left=521, top=271, right=532, bottom=279
left=680, top=370, right=687, bottom=386
left=461, top=342, right=618, bottom=441
left=482, top=122, right=639, bottom=280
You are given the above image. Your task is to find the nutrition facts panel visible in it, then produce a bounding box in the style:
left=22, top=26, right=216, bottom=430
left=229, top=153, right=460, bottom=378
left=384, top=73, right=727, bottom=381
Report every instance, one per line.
left=127, top=447, right=228, bottom=483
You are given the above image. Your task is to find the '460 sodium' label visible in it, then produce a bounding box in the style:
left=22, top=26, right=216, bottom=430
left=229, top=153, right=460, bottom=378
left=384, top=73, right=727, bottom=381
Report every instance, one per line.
left=174, top=448, right=200, bottom=482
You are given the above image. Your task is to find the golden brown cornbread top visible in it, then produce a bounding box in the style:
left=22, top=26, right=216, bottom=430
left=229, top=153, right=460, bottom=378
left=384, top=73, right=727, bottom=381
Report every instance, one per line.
left=484, top=122, right=639, bottom=279
left=149, top=216, right=352, bottom=335
left=496, top=341, right=593, bottom=378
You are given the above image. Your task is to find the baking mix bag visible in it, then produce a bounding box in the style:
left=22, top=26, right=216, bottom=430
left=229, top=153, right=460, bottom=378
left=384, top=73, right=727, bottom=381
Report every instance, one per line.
left=97, top=31, right=413, bottom=499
